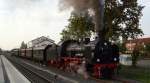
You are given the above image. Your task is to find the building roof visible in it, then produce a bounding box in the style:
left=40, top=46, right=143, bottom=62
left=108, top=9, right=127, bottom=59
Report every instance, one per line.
left=30, top=36, right=55, bottom=44
left=27, top=36, right=55, bottom=48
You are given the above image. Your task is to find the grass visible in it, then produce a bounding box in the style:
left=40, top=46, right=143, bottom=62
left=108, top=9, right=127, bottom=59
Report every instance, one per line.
left=118, top=65, right=150, bottom=83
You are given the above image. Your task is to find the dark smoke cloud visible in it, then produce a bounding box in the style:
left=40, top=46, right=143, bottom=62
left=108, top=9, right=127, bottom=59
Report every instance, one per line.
left=59, top=0, right=104, bottom=34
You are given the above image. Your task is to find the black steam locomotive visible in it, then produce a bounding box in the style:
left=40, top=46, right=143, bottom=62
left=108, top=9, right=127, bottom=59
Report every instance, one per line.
left=11, top=39, right=119, bottom=79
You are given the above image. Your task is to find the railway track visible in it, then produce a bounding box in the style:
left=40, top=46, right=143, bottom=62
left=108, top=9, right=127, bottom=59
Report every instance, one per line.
left=6, top=56, right=55, bottom=83
left=6, top=56, right=119, bottom=83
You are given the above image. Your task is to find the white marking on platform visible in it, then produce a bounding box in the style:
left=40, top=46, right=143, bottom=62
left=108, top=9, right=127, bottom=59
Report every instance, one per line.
left=22, top=60, right=79, bottom=83
left=1, top=55, right=31, bottom=83
left=0, top=55, right=4, bottom=83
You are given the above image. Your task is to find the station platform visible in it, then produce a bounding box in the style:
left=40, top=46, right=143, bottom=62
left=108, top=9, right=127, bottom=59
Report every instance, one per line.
left=0, top=55, right=30, bottom=83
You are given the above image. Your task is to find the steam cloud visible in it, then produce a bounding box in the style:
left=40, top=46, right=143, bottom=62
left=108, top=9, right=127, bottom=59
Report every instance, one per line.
left=59, top=0, right=104, bottom=36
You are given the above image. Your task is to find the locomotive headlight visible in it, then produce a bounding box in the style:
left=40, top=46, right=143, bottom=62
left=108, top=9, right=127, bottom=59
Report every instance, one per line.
left=82, top=61, right=86, bottom=64
left=114, top=58, right=117, bottom=61
left=97, top=59, right=100, bottom=62
left=104, top=42, right=107, bottom=46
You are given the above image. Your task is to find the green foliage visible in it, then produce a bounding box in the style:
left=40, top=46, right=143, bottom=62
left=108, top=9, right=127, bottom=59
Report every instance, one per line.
left=117, top=43, right=126, bottom=53
left=104, top=0, right=144, bottom=41
left=0, top=48, right=2, bottom=54
left=61, top=13, right=94, bottom=41
left=132, top=49, right=139, bottom=67
left=142, top=44, right=150, bottom=58
left=131, top=44, right=141, bottom=67
left=61, top=0, right=144, bottom=42
left=145, top=44, right=150, bottom=52
left=20, top=41, right=27, bottom=49
left=0, top=48, right=2, bottom=52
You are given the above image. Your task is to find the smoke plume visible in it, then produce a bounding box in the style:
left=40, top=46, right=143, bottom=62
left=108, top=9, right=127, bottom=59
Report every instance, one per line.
left=59, top=0, right=104, bottom=37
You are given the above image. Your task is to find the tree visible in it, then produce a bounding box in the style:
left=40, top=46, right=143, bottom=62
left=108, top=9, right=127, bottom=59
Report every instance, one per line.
left=61, top=0, right=144, bottom=42
left=61, top=13, right=94, bottom=41
left=132, top=44, right=140, bottom=67
left=20, top=41, right=27, bottom=49
left=0, top=48, right=2, bottom=54
left=143, top=44, right=150, bottom=58
left=145, top=44, right=150, bottom=52
left=104, top=0, right=144, bottom=41
left=117, top=42, right=126, bottom=53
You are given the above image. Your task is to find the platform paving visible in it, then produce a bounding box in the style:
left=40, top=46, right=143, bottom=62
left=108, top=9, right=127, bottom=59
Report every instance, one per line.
left=0, top=55, right=4, bottom=83
left=0, top=55, right=31, bottom=83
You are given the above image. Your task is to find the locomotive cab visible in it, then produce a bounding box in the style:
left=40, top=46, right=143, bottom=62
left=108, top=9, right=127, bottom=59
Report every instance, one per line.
left=58, top=40, right=84, bottom=71
left=59, top=40, right=83, bottom=57
left=66, top=43, right=83, bottom=58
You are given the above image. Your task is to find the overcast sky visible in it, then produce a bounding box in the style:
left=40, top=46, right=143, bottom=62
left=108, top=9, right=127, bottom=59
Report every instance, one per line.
left=0, top=0, right=149, bottom=50
left=139, top=0, right=150, bottom=37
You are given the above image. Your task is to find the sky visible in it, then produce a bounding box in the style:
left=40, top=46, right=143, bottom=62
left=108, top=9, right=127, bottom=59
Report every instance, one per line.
left=0, top=0, right=149, bottom=50
left=139, top=0, right=150, bottom=37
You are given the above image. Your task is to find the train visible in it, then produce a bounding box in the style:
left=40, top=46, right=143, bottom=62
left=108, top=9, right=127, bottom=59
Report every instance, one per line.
left=11, top=39, right=119, bottom=79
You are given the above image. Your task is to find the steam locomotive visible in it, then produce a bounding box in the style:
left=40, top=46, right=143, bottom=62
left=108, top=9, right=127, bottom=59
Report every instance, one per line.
left=11, top=39, right=119, bottom=79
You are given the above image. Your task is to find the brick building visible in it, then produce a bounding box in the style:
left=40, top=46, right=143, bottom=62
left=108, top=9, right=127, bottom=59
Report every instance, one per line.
left=125, top=37, right=150, bottom=52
